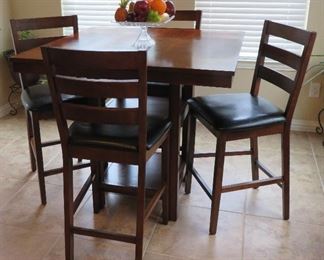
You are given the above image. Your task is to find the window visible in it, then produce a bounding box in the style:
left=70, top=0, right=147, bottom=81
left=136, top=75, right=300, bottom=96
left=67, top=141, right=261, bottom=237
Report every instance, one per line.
left=195, top=0, right=309, bottom=60
left=62, top=0, right=116, bottom=28
left=62, top=0, right=309, bottom=61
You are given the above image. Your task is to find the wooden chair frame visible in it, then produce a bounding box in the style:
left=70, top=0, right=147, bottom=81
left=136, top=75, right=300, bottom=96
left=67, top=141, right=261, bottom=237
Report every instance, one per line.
left=185, top=20, right=316, bottom=234
left=42, top=47, right=170, bottom=260
left=10, top=15, right=89, bottom=205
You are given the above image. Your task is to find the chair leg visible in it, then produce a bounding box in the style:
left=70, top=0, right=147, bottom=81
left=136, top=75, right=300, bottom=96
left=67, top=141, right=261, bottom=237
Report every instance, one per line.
left=91, top=161, right=102, bottom=214
left=250, top=137, right=259, bottom=185
left=26, top=111, right=36, bottom=172
left=209, top=137, right=226, bottom=235
left=161, top=136, right=170, bottom=225
left=63, top=156, right=74, bottom=260
left=31, top=112, right=47, bottom=205
left=282, top=129, right=290, bottom=220
left=185, top=113, right=196, bottom=194
left=135, top=161, right=146, bottom=260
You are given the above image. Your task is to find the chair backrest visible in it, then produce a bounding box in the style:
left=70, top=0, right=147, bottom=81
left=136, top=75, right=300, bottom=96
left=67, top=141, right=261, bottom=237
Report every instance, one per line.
left=41, top=47, right=148, bottom=150
left=10, top=15, right=78, bottom=88
left=251, top=20, right=316, bottom=123
left=172, top=10, right=202, bottom=29
left=10, top=15, right=78, bottom=53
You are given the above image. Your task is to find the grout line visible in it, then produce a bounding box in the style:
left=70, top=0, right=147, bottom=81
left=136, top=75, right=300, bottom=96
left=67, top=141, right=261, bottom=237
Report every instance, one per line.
left=241, top=189, right=247, bottom=260
left=0, top=136, right=21, bottom=152
left=0, top=177, right=34, bottom=211
left=307, top=133, right=324, bottom=193
left=143, top=218, right=158, bottom=256
left=42, top=233, right=62, bottom=259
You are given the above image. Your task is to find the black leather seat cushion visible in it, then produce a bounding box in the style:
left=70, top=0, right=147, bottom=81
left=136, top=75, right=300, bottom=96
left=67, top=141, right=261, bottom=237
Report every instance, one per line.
left=21, top=82, right=82, bottom=112
left=188, top=93, right=286, bottom=132
left=69, top=97, right=171, bottom=151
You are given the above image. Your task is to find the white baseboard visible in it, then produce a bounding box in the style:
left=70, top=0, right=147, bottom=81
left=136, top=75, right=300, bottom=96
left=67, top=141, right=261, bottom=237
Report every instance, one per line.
left=291, top=119, right=317, bottom=132
left=0, top=103, right=11, bottom=117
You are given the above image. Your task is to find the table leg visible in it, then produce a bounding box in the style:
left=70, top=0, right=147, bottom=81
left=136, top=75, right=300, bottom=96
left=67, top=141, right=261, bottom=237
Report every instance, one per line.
left=169, top=84, right=181, bottom=221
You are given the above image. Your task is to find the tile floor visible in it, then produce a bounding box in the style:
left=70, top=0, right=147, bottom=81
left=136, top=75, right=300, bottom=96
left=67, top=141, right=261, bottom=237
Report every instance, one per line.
left=0, top=110, right=324, bottom=260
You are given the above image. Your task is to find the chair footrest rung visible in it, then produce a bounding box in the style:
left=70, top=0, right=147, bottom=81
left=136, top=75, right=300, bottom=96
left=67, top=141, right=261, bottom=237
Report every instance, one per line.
left=73, top=173, right=92, bottom=213
left=194, top=150, right=252, bottom=158
left=190, top=167, right=212, bottom=199
left=44, top=162, right=91, bottom=177
left=41, top=140, right=61, bottom=148
left=72, top=226, right=136, bottom=244
left=255, top=160, right=283, bottom=188
left=144, top=185, right=166, bottom=221
left=222, top=177, right=283, bottom=193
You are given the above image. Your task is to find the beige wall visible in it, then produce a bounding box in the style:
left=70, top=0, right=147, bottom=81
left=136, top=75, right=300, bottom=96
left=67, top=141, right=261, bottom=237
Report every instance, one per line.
left=3, top=0, right=324, bottom=125
left=0, top=0, right=13, bottom=111
left=10, top=0, right=61, bottom=19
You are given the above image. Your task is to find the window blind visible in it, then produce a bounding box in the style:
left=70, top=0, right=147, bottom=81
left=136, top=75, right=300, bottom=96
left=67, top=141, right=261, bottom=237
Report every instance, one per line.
left=195, top=0, right=309, bottom=60
left=62, top=0, right=117, bottom=28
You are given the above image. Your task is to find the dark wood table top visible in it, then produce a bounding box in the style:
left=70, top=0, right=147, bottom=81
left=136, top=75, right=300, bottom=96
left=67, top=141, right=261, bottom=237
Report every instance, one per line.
left=11, top=27, right=243, bottom=87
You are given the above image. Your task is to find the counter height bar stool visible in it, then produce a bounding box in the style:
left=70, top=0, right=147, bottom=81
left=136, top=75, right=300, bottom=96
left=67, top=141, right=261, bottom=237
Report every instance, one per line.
left=42, top=47, right=171, bottom=260
left=185, top=20, right=316, bottom=234
left=10, top=15, right=90, bottom=205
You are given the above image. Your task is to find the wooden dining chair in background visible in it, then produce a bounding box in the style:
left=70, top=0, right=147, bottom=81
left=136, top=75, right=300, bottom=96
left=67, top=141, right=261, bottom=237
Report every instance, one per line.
left=42, top=47, right=171, bottom=260
left=185, top=20, right=316, bottom=234
left=147, top=10, right=202, bottom=180
left=10, top=15, right=89, bottom=205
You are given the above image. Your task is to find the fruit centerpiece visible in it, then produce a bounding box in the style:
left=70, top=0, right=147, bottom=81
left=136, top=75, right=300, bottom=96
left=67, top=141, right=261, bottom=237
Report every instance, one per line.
left=115, top=0, right=176, bottom=23
left=114, top=0, right=176, bottom=50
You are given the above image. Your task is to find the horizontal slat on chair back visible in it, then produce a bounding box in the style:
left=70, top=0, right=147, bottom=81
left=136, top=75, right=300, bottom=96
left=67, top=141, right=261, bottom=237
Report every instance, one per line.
left=42, top=47, right=147, bottom=126
left=258, top=66, right=295, bottom=94
left=10, top=15, right=78, bottom=53
left=55, top=77, right=140, bottom=98
left=11, top=15, right=77, bottom=32
left=61, top=103, right=139, bottom=125
left=267, top=20, right=313, bottom=45
left=251, top=20, right=316, bottom=122
left=261, top=44, right=301, bottom=70
left=16, top=36, right=65, bottom=53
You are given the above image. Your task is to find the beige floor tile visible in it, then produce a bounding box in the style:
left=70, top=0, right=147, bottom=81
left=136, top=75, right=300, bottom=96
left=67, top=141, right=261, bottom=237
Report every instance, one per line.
left=45, top=235, right=135, bottom=260
left=0, top=223, right=59, bottom=260
left=314, top=154, right=324, bottom=190
left=147, top=205, right=244, bottom=259
left=0, top=181, right=65, bottom=234
left=144, top=252, right=188, bottom=260
left=0, top=177, right=26, bottom=210
left=243, top=215, right=324, bottom=260
left=308, top=132, right=324, bottom=156
left=0, top=181, right=90, bottom=234
left=245, top=174, right=324, bottom=225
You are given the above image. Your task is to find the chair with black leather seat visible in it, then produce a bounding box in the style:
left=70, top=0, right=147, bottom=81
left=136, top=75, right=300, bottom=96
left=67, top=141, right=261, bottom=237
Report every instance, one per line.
left=42, top=47, right=171, bottom=260
left=10, top=15, right=89, bottom=205
left=185, top=20, right=316, bottom=234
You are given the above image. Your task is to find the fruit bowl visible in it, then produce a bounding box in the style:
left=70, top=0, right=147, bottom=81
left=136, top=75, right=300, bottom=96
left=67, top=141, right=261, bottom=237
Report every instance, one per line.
left=114, top=0, right=176, bottom=50
left=118, top=15, right=174, bottom=50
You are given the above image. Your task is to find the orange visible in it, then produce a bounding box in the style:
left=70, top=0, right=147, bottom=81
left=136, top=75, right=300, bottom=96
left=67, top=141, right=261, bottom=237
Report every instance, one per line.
left=150, top=0, right=166, bottom=15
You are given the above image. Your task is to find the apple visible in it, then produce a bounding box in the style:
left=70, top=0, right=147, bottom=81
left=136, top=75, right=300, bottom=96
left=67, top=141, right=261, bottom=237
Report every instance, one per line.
left=165, top=0, right=175, bottom=16
left=134, top=0, right=149, bottom=17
